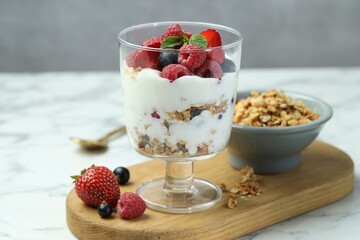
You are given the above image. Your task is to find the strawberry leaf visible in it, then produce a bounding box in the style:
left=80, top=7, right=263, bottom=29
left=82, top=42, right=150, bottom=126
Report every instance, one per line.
left=189, top=34, right=207, bottom=49
left=160, top=36, right=183, bottom=48
left=71, top=175, right=80, bottom=183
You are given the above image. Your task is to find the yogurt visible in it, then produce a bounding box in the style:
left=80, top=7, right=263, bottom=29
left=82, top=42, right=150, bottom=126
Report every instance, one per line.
left=121, top=66, right=238, bottom=158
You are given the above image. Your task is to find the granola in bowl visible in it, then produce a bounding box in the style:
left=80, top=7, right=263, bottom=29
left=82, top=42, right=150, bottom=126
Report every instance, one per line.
left=228, top=89, right=333, bottom=174
left=233, top=89, right=320, bottom=127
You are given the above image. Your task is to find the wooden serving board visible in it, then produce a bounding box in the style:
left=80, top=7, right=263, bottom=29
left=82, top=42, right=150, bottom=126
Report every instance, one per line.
left=66, top=141, right=354, bottom=240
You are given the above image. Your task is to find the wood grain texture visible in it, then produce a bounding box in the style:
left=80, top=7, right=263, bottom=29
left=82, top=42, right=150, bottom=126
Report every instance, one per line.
left=66, top=141, right=354, bottom=240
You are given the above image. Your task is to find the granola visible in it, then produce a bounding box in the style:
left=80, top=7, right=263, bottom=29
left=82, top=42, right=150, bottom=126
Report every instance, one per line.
left=133, top=101, right=228, bottom=156
left=233, top=89, right=320, bottom=127
left=220, top=165, right=262, bottom=208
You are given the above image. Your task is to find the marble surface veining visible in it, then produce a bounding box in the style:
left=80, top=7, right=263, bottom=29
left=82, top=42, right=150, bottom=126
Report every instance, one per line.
left=0, top=68, right=359, bottom=240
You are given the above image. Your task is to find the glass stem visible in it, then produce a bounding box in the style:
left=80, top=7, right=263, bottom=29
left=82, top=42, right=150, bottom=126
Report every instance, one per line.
left=164, top=160, right=195, bottom=194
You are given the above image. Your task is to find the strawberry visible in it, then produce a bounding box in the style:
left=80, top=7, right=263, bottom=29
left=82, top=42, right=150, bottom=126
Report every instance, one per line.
left=200, top=29, right=225, bottom=64
left=200, top=29, right=222, bottom=47
left=72, top=165, right=120, bottom=208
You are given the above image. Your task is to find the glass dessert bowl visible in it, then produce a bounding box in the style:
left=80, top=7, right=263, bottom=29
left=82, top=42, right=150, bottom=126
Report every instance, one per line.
left=118, top=22, right=242, bottom=213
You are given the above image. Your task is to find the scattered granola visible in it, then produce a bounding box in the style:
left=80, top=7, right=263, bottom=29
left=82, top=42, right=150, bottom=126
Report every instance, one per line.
left=233, top=89, right=320, bottom=127
left=220, top=165, right=262, bottom=209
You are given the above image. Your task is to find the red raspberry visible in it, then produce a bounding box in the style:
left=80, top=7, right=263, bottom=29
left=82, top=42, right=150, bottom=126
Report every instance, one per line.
left=117, top=192, right=146, bottom=219
left=183, top=30, right=192, bottom=39
left=208, top=48, right=225, bottom=64
left=164, top=23, right=183, bottom=39
left=151, top=111, right=160, bottom=119
left=142, top=35, right=164, bottom=48
left=178, top=44, right=207, bottom=69
left=160, top=64, right=191, bottom=82
left=195, top=60, right=223, bottom=79
left=126, top=50, right=159, bottom=69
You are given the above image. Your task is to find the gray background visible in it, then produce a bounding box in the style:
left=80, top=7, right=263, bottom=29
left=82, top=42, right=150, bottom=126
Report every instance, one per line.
left=1, top=0, right=359, bottom=72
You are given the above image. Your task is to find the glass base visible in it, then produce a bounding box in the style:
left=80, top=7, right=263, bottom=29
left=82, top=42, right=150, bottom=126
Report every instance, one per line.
left=136, top=178, right=222, bottom=213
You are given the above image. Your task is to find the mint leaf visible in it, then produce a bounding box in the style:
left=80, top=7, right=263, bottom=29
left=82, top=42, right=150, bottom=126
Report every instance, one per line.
left=180, top=30, right=189, bottom=44
left=161, top=36, right=183, bottom=48
left=189, top=34, right=207, bottom=49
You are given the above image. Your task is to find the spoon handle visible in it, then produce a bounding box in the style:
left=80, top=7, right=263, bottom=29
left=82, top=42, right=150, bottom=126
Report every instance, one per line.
left=98, top=126, right=127, bottom=142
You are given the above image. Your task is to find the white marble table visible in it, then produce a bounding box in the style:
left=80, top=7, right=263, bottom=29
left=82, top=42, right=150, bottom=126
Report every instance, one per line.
left=0, top=68, right=359, bottom=240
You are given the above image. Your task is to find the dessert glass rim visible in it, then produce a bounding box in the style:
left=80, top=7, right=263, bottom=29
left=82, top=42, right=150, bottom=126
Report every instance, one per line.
left=117, top=21, right=243, bottom=52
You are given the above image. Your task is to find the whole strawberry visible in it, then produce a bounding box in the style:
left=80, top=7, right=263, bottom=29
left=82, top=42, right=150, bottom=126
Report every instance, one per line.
left=117, top=192, right=146, bottom=219
left=72, top=165, right=120, bottom=208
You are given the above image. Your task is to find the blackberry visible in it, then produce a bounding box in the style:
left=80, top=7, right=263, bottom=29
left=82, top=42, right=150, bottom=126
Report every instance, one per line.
left=113, top=167, right=130, bottom=185
left=159, top=51, right=178, bottom=68
left=190, top=108, right=203, bottom=120
left=97, top=202, right=112, bottom=218
left=220, top=58, right=236, bottom=73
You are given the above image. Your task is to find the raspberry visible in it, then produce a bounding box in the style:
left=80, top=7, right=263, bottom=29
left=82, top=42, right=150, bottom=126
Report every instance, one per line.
left=160, top=64, right=191, bottom=82
left=183, top=30, right=192, bottom=39
left=126, top=50, right=159, bottom=69
left=195, top=60, right=223, bottom=79
left=151, top=111, right=160, bottom=119
left=178, top=44, right=207, bottom=69
left=125, top=50, right=138, bottom=67
left=142, top=35, right=164, bottom=48
left=117, top=192, right=146, bottom=219
left=164, top=23, right=183, bottom=39
left=208, top=48, right=225, bottom=64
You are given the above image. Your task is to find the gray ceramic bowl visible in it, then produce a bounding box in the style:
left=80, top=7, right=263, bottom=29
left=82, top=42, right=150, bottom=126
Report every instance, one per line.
left=227, top=90, right=333, bottom=174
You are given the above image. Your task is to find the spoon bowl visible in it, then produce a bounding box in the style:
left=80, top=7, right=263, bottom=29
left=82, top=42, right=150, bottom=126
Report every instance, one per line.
left=70, top=126, right=127, bottom=150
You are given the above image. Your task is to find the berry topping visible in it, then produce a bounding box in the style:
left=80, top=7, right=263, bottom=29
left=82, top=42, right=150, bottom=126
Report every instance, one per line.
left=72, top=165, right=120, bottom=208
left=160, top=64, right=191, bottom=82
left=183, top=30, right=192, bottom=40
left=142, top=35, right=164, bottom=48
left=125, top=50, right=138, bottom=67
left=195, top=60, right=223, bottom=79
left=200, top=29, right=222, bottom=47
left=164, top=23, right=183, bottom=39
left=200, top=29, right=224, bottom=64
left=97, top=202, right=113, bottom=218
left=178, top=44, right=207, bottom=69
left=117, top=192, right=146, bottom=219
left=159, top=51, right=179, bottom=68
left=151, top=111, right=161, bottom=119
left=208, top=48, right=225, bottom=64
left=220, top=58, right=236, bottom=72
left=126, top=50, right=159, bottom=69
left=113, top=167, right=130, bottom=185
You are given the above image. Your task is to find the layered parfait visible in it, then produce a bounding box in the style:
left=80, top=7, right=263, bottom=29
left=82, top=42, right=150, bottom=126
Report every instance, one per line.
left=121, top=23, right=238, bottom=158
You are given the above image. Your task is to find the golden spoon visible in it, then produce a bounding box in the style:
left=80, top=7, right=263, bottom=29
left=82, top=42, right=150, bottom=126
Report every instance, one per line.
left=70, top=126, right=127, bottom=150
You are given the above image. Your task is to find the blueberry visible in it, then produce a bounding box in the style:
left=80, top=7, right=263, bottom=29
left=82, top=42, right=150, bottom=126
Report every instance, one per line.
left=220, top=58, right=236, bottom=73
left=113, top=167, right=130, bottom=185
left=190, top=108, right=203, bottom=120
left=159, top=51, right=178, bottom=68
left=97, top=202, right=112, bottom=218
